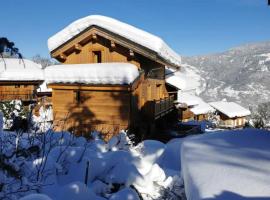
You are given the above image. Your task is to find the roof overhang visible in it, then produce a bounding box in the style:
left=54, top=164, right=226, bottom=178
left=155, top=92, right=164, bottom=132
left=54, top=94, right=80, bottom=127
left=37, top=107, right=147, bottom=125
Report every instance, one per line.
left=50, top=26, right=180, bottom=69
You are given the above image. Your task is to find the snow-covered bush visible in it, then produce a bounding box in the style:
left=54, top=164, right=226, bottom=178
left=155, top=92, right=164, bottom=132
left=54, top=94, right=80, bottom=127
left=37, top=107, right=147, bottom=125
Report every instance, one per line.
left=251, top=102, right=270, bottom=129
left=32, top=105, right=53, bottom=132
left=0, top=100, right=29, bottom=130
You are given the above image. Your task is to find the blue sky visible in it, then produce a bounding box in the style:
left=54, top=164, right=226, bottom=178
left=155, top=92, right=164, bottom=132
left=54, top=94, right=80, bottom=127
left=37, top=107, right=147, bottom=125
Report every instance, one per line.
left=1, top=0, right=269, bottom=58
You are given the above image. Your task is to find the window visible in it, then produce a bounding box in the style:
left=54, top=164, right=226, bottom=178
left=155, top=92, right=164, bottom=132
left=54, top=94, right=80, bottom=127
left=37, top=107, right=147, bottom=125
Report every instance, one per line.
left=15, top=84, right=20, bottom=88
left=75, top=90, right=81, bottom=103
left=93, top=51, right=102, bottom=63
left=147, top=67, right=164, bottom=80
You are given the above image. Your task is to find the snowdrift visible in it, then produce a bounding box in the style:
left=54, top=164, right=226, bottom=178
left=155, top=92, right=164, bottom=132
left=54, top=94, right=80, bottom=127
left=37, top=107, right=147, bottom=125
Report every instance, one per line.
left=181, top=128, right=270, bottom=200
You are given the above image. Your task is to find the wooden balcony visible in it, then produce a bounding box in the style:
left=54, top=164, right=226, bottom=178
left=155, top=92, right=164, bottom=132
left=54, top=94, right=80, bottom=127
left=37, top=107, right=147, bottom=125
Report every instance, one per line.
left=144, top=95, right=175, bottom=121
left=0, top=92, right=36, bottom=101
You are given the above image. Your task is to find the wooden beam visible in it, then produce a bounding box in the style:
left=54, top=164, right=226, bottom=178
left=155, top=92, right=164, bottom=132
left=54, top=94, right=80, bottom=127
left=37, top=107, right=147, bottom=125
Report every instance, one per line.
left=74, top=44, right=82, bottom=52
left=59, top=54, right=66, bottom=61
left=92, top=33, right=97, bottom=40
left=110, top=41, right=116, bottom=48
left=129, top=49, right=134, bottom=57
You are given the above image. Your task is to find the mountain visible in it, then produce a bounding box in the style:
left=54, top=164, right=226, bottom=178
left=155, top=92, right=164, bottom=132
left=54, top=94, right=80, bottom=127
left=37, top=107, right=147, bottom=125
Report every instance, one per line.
left=182, top=41, right=270, bottom=109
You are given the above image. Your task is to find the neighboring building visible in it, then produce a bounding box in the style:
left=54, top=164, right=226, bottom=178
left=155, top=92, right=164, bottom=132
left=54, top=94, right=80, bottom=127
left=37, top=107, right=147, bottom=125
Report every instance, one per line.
left=209, top=101, right=251, bottom=128
left=46, top=15, right=181, bottom=138
left=0, top=58, right=44, bottom=103
left=176, top=93, right=214, bottom=122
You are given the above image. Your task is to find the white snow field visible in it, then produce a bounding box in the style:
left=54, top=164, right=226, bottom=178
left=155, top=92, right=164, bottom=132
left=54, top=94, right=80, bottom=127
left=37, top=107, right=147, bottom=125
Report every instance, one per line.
left=47, top=15, right=181, bottom=67
left=0, top=58, right=44, bottom=81
left=45, top=63, right=139, bottom=85
left=181, top=128, right=270, bottom=200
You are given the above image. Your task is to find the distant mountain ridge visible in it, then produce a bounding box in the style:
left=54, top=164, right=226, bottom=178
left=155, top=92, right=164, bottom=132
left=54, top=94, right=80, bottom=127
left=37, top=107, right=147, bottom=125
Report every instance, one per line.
left=182, top=41, right=270, bottom=109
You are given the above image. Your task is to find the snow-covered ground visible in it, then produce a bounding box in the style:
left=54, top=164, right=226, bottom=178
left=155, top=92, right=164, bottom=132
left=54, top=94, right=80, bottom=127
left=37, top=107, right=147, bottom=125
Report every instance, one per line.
left=1, top=110, right=270, bottom=200
left=0, top=130, right=183, bottom=200
left=181, top=128, right=270, bottom=200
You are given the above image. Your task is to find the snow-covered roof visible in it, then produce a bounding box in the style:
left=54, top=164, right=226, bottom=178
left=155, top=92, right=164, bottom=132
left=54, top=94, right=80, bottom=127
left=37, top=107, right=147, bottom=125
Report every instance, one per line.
left=0, top=58, right=44, bottom=81
left=209, top=101, right=251, bottom=118
left=177, top=93, right=215, bottom=115
left=190, top=101, right=215, bottom=115
left=165, top=71, right=186, bottom=90
left=177, top=92, right=201, bottom=106
left=165, top=64, right=201, bottom=91
left=45, top=63, right=139, bottom=85
left=48, top=15, right=181, bottom=67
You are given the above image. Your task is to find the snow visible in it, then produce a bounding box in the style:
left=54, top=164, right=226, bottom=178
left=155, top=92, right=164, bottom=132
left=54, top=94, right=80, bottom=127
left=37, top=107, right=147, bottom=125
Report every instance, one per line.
left=37, top=81, right=52, bottom=92
left=0, top=58, right=44, bottom=81
left=209, top=101, right=251, bottom=118
left=177, top=92, right=201, bottom=106
left=0, top=130, right=182, bottom=199
left=259, top=53, right=270, bottom=62
left=109, top=188, right=140, bottom=200
left=19, top=194, right=52, bottom=200
left=165, top=64, right=201, bottom=92
left=158, top=138, right=183, bottom=174
left=177, top=92, right=215, bottom=115
left=45, top=63, right=139, bottom=85
left=190, top=101, right=215, bottom=115
left=181, top=128, right=270, bottom=200
left=47, top=15, right=181, bottom=67
left=32, top=105, right=53, bottom=132
left=57, top=181, right=106, bottom=200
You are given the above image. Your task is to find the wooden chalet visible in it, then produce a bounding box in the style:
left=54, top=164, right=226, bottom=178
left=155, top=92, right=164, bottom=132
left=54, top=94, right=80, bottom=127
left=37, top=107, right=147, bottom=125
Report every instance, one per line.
left=46, top=15, right=181, bottom=138
left=0, top=58, right=44, bottom=103
left=209, top=101, right=251, bottom=128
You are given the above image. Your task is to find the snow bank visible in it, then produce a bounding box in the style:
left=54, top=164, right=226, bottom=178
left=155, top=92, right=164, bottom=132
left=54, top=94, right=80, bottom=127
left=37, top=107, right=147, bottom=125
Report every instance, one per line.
left=158, top=138, right=183, bottom=175
left=210, top=101, right=251, bottom=118
left=181, top=128, right=270, bottom=200
left=0, top=58, right=44, bottom=81
left=19, top=194, right=52, bottom=200
left=48, top=15, right=181, bottom=67
left=109, top=188, right=140, bottom=200
left=57, top=181, right=106, bottom=200
left=45, top=63, right=139, bottom=85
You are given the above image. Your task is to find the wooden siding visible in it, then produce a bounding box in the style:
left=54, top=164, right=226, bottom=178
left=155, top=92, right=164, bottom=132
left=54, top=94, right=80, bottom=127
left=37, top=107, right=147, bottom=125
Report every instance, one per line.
left=0, top=83, right=40, bottom=101
left=51, top=87, right=131, bottom=139
left=219, top=113, right=247, bottom=128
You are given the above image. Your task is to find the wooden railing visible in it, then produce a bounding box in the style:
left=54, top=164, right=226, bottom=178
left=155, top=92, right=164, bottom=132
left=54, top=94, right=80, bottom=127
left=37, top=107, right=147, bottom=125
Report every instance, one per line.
left=144, top=95, right=175, bottom=120
left=0, top=92, right=36, bottom=101
left=154, top=95, right=175, bottom=119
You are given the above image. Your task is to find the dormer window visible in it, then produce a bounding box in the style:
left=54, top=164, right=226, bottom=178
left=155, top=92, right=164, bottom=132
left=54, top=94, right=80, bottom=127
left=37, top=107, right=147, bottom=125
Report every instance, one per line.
left=93, top=51, right=102, bottom=63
